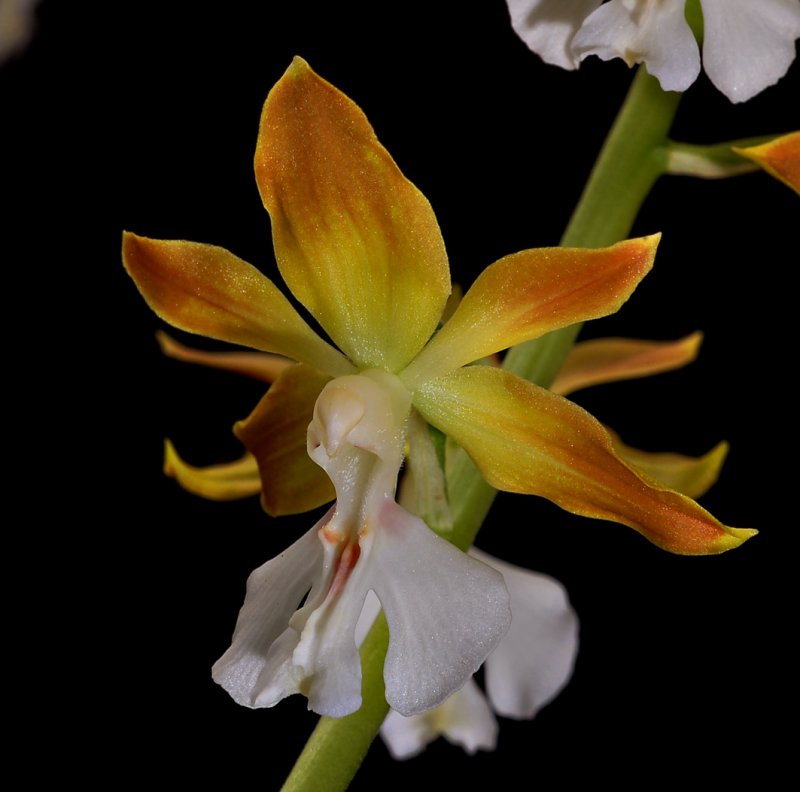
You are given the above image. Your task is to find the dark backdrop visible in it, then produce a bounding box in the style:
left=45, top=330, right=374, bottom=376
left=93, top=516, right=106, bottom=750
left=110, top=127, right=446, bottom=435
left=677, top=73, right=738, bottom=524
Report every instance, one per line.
left=8, top=1, right=796, bottom=787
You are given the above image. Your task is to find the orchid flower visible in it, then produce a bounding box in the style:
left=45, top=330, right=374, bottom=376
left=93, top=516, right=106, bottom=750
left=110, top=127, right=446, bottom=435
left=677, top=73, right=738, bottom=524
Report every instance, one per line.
left=123, top=57, right=754, bottom=718
left=158, top=331, right=724, bottom=742
left=159, top=332, right=722, bottom=744
left=506, top=0, right=800, bottom=103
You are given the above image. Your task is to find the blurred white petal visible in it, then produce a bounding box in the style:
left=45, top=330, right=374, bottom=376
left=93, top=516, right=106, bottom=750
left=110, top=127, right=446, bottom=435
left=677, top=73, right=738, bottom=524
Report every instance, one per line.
left=381, top=679, right=498, bottom=759
left=474, top=549, right=579, bottom=720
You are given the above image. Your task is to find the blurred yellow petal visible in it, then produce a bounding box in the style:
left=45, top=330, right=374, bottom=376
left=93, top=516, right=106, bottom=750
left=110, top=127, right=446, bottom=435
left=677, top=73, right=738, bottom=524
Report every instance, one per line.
left=608, top=431, right=728, bottom=500
left=551, top=332, right=702, bottom=396
left=414, top=366, right=754, bottom=555
left=735, top=131, right=800, bottom=195
left=122, top=233, right=354, bottom=377
left=156, top=331, right=292, bottom=383
left=401, top=236, right=659, bottom=387
left=163, top=440, right=261, bottom=500
left=255, top=57, right=450, bottom=372
left=235, top=363, right=335, bottom=516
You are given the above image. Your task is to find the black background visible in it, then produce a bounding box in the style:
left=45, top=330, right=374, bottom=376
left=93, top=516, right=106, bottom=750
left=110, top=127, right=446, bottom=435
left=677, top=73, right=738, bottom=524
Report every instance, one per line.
left=7, top=1, right=797, bottom=787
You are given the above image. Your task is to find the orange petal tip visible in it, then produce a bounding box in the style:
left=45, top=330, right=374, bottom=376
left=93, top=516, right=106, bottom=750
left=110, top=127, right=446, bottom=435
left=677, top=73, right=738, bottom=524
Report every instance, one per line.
left=734, top=132, right=800, bottom=195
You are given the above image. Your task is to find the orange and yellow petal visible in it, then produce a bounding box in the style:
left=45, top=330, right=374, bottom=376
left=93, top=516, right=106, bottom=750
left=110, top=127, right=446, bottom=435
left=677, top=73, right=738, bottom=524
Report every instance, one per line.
left=235, top=363, right=334, bottom=515
left=551, top=332, right=702, bottom=396
left=156, top=331, right=292, bottom=383
left=122, top=233, right=354, bottom=377
left=413, top=366, right=754, bottom=555
left=735, top=132, right=800, bottom=195
left=163, top=440, right=262, bottom=500
left=401, top=236, right=659, bottom=387
left=608, top=431, right=728, bottom=500
left=255, top=57, right=450, bottom=372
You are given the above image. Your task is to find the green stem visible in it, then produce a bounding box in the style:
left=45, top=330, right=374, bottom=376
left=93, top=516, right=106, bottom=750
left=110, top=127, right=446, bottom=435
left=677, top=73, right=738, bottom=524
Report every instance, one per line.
left=562, top=71, right=680, bottom=248
left=282, top=66, right=682, bottom=792
left=281, top=617, right=391, bottom=792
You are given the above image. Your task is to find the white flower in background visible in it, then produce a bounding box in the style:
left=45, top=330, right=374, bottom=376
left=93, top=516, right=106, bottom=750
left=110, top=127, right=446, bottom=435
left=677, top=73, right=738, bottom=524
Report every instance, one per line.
left=359, top=550, right=579, bottom=759
left=507, top=0, right=800, bottom=102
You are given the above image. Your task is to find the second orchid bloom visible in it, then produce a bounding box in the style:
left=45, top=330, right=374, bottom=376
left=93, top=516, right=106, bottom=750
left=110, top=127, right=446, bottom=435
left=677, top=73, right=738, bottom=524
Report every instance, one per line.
left=123, top=58, right=754, bottom=718
left=507, top=0, right=800, bottom=103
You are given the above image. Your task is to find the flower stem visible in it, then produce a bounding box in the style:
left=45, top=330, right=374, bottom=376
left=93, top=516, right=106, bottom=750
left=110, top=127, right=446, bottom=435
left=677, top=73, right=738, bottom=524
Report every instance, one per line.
left=281, top=616, right=391, bottom=792
left=282, top=66, right=682, bottom=791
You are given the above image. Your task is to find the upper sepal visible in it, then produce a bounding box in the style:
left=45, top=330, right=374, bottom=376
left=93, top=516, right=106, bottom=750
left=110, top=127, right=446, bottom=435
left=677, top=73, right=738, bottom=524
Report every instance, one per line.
left=255, top=57, right=451, bottom=372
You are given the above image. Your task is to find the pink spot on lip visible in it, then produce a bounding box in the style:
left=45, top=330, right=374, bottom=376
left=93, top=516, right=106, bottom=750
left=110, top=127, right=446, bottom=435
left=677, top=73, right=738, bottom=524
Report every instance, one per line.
left=327, top=541, right=361, bottom=599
